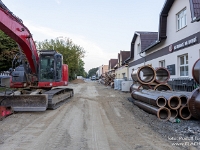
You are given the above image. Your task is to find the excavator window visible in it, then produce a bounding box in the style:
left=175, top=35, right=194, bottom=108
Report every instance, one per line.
left=39, top=55, right=55, bottom=82
left=55, top=55, right=62, bottom=81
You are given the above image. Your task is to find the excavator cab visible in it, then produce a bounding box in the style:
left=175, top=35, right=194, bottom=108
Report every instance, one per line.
left=38, top=50, right=63, bottom=84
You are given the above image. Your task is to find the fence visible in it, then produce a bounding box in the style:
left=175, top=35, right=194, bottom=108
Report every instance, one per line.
left=167, top=78, right=199, bottom=92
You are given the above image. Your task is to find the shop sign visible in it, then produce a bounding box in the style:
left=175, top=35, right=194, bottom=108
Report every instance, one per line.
left=167, top=64, right=175, bottom=75
left=173, top=36, right=198, bottom=51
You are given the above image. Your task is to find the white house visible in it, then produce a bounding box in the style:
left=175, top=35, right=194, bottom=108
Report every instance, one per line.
left=128, top=0, right=200, bottom=79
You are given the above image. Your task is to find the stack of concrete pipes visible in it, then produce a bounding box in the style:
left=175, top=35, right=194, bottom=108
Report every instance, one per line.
left=131, top=89, right=192, bottom=121
left=130, top=65, right=172, bottom=92
left=130, top=65, right=192, bottom=121
left=100, top=72, right=115, bottom=87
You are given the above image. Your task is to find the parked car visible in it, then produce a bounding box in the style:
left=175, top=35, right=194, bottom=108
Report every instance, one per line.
left=91, top=76, right=96, bottom=80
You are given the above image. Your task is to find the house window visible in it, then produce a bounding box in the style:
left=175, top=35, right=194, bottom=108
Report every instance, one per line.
left=179, top=54, right=188, bottom=76
left=177, top=8, right=187, bottom=31
left=122, top=73, right=125, bottom=78
left=137, top=43, right=141, bottom=54
left=159, top=60, right=165, bottom=67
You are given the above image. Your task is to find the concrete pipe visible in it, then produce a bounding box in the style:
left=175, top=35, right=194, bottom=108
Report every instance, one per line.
left=173, top=95, right=187, bottom=106
left=130, top=83, right=134, bottom=93
left=153, top=83, right=172, bottom=91
left=164, top=90, right=191, bottom=106
left=188, top=88, right=200, bottom=119
left=133, top=100, right=171, bottom=121
left=131, top=65, right=156, bottom=84
left=140, top=90, right=181, bottom=110
left=146, top=89, right=188, bottom=106
left=155, top=67, right=170, bottom=83
left=130, top=82, right=152, bottom=93
left=179, top=105, right=192, bottom=120
left=164, top=95, right=181, bottom=110
left=192, top=58, right=200, bottom=84
left=131, top=90, right=167, bottom=107
left=170, top=109, right=178, bottom=118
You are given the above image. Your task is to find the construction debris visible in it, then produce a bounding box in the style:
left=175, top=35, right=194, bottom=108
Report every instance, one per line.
left=100, top=72, right=115, bottom=87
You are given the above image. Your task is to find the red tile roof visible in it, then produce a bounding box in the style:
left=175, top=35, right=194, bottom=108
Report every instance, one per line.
left=190, top=0, right=200, bottom=22
left=109, top=59, right=118, bottom=69
left=120, top=51, right=130, bottom=65
left=131, top=32, right=158, bottom=57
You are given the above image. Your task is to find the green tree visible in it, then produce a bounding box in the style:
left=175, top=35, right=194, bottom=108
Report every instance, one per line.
left=77, top=59, right=85, bottom=77
left=37, top=38, right=86, bottom=80
left=88, top=67, right=98, bottom=77
left=83, top=71, right=88, bottom=78
left=0, top=30, right=18, bottom=71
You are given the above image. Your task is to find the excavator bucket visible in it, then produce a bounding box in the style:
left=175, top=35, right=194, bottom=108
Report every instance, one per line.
left=0, top=94, right=48, bottom=111
left=0, top=106, right=13, bottom=120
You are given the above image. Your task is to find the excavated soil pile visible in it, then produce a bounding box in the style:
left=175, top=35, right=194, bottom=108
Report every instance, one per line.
left=70, top=79, right=85, bottom=84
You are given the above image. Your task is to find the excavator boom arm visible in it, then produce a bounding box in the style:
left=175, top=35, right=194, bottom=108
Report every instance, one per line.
left=0, top=1, right=38, bottom=74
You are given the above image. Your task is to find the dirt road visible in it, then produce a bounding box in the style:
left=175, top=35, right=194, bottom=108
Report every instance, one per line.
left=0, top=81, right=198, bottom=150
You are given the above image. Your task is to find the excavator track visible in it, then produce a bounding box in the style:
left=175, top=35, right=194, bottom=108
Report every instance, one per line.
left=45, top=87, right=74, bottom=110
left=0, top=87, right=73, bottom=111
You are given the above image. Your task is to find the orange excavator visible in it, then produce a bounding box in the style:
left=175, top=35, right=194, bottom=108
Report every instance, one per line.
left=0, top=1, right=73, bottom=112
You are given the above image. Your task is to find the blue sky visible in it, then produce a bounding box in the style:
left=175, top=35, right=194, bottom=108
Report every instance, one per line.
left=2, top=0, right=165, bottom=72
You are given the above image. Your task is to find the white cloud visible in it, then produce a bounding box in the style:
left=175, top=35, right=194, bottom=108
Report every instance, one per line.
left=55, top=0, right=61, bottom=4
left=24, top=21, right=116, bottom=72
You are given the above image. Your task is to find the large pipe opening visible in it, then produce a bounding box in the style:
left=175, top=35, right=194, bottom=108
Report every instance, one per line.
left=179, top=96, right=188, bottom=106
left=168, top=96, right=181, bottom=110
left=155, top=67, right=170, bottom=83
left=156, top=97, right=167, bottom=107
left=133, top=100, right=170, bottom=121
left=138, top=66, right=155, bottom=84
left=179, top=106, right=191, bottom=120
left=157, top=107, right=171, bottom=121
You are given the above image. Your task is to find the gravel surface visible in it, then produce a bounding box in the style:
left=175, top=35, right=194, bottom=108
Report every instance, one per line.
left=127, top=97, right=200, bottom=150
left=0, top=81, right=199, bottom=150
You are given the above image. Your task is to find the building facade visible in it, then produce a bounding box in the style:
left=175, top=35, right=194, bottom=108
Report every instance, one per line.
left=128, top=0, right=200, bottom=79
left=108, top=59, right=118, bottom=74
left=96, top=65, right=109, bottom=78
left=114, top=50, right=130, bottom=79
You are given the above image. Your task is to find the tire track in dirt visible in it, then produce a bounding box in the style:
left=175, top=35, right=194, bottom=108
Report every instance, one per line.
left=44, top=98, right=88, bottom=150
left=0, top=99, right=74, bottom=150
left=96, top=82, right=182, bottom=150
left=0, top=81, right=186, bottom=150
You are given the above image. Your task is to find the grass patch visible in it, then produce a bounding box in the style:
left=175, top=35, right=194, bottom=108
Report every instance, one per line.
left=0, top=87, right=12, bottom=92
